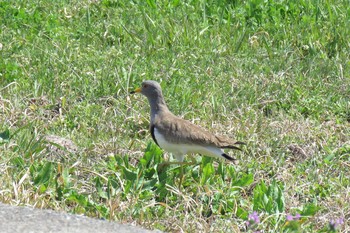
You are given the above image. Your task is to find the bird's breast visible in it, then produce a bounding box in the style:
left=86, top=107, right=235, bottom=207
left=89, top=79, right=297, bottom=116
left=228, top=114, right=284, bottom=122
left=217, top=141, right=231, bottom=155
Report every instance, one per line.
left=153, top=127, right=180, bottom=153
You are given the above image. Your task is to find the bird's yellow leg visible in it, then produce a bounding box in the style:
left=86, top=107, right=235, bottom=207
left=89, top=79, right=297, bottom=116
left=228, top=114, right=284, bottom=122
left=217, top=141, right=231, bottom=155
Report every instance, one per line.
left=178, top=165, right=184, bottom=190
left=157, top=155, right=198, bottom=189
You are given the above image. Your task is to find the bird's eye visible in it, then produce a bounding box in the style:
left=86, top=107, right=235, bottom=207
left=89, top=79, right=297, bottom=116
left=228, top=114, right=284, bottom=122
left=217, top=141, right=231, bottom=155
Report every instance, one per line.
left=143, top=84, right=148, bottom=88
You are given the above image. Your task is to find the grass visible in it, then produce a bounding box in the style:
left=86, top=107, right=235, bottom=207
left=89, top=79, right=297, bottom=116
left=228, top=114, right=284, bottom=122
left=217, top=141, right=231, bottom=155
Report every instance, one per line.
left=1, top=0, right=349, bottom=232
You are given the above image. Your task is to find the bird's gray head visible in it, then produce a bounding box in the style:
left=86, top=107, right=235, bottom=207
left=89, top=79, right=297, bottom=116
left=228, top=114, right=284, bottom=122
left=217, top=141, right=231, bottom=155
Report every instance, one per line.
left=130, top=80, right=163, bottom=100
left=130, top=80, right=168, bottom=114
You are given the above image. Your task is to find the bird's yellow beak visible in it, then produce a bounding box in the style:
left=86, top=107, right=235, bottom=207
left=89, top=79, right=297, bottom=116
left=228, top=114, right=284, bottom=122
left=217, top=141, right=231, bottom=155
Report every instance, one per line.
left=130, top=87, right=141, bottom=94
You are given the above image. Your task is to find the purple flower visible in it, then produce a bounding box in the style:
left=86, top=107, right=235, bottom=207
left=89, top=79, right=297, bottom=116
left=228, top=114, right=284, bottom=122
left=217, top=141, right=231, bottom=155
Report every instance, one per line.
left=286, top=213, right=301, bottom=221
left=329, top=218, right=344, bottom=230
left=248, top=211, right=260, bottom=224
left=286, top=214, right=294, bottom=221
left=338, top=218, right=344, bottom=225
left=246, top=212, right=261, bottom=231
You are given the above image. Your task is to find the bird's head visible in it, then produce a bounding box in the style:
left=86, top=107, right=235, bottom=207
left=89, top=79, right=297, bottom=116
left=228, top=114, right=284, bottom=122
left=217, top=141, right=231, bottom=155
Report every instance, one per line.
left=130, top=80, right=163, bottom=99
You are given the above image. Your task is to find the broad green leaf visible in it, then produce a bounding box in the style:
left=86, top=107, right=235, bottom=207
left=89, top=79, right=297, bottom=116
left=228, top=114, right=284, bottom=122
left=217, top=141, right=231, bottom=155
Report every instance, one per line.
left=253, top=180, right=285, bottom=214
left=301, top=203, right=320, bottom=216
left=0, top=129, right=10, bottom=142
left=33, top=162, right=53, bottom=186
left=142, top=177, right=158, bottom=190
left=232, top=173, right=253, bottom=187
left=122, top=166, right=138, bottom=181
left=38, top=184, right=47, bottom=193
left=201, top=162, right=214, bottom=185
left=62, top=167, right=71, bottom=188
left=95, top=177, right=108, bottom=199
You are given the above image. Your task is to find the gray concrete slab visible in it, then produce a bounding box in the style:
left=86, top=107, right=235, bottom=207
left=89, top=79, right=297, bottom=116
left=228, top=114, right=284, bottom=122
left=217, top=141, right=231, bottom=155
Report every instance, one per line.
left=0, top=203, right=159, bottom=233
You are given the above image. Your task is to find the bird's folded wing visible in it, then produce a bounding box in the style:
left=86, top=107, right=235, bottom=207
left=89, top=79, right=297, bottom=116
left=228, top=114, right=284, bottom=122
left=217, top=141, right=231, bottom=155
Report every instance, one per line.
left=154, top=114, right=242, bottom=149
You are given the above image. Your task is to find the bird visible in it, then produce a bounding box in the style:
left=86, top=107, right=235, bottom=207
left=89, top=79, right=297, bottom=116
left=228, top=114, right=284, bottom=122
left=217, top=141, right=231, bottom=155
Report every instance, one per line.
left=130, top=80, right=245, bottom=166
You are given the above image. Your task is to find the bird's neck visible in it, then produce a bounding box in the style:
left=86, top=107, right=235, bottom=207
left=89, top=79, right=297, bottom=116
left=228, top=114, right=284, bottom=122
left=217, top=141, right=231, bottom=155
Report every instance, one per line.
left=148, top=96, right=169, bottom=121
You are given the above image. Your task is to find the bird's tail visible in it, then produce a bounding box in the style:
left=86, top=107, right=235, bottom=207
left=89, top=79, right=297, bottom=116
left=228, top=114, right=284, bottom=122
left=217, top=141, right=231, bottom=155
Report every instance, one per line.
left=221, top=153, right=236, bottom=161
left=221, top=141, right=246, bottom=151
left=220, top=141, right=245, bottom=162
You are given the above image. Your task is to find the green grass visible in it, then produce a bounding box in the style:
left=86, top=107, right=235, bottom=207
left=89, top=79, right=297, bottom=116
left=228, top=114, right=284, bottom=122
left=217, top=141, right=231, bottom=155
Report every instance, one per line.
left=1, top=0, right=349, bottom=232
